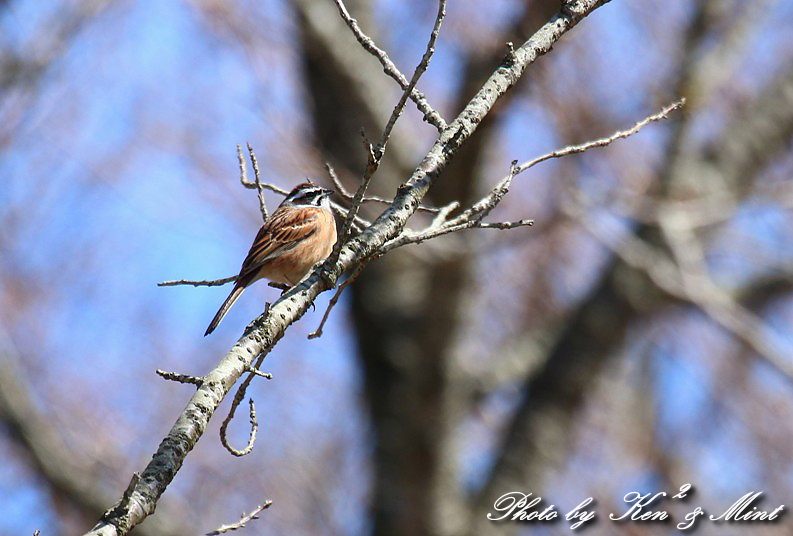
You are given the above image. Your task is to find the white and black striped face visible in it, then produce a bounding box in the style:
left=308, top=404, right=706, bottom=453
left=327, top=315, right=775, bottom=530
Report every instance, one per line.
left=281, top=183, right=333, bottom=209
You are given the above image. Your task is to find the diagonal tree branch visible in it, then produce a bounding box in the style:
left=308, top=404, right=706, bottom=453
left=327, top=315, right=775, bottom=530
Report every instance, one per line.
left=84, top=2, right=611, bottom=533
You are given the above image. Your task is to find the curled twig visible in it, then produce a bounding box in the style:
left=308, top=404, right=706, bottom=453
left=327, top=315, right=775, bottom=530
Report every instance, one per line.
left=220, top=396, right=258, bottom=457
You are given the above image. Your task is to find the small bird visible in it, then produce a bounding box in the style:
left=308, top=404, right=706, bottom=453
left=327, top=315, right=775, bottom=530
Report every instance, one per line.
left=205, top=182, right=337, bottom=336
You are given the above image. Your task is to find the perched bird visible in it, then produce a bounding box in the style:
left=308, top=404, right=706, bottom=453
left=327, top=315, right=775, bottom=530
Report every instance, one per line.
left=205, top=182, right=337, bottom=336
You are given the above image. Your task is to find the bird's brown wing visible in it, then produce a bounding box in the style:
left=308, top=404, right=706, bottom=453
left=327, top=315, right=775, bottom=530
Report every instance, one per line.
left=236, top=208, right=318, bottom=285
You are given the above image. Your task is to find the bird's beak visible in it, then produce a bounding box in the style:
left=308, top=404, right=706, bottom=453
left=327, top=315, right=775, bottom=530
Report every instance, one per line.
left=321, top=188, right=334, bottom=197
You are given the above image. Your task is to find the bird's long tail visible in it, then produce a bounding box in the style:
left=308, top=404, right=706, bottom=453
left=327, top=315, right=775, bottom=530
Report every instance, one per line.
left=205, top=284, right=245, bottom=336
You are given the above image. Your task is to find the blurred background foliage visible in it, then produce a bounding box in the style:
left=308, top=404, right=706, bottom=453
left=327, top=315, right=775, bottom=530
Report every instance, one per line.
left=1, top=0, right=793, bottom=534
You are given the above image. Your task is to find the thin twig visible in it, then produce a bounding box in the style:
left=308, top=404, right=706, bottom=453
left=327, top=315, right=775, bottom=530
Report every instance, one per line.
left=321, top=166, right=373, bottom=226
left=429, top=200, right=460, bottom=227
left=246, top=143, right=268, bottom=222
left=444, top=161, right=520, bottom=229
left=158, top=276, right=236, bottom=287
left=244, top=364, right=272, bottom=380
left=206, top=500, right=272, bottom=535
left=325, top=0, right=446, bottom=274
left=240, top=179, right=289, bottom=196
left=218, top=342, right=274, bottom=457
left=325, top=163, right=350, bottom=197
left=382, top=218, right=533, bottom=253
left=326, top=162, right=443, bottom=213
left=446, top=99, right=686, bottom=231
left=120, top=473, right=141, bottom=505
left=331, top=0, right=447, bottom=131
left=237, top=144, right=248, bottom=186
left=378, top=0, right=446, bottom=147
left=236, top=143, right=269, bottom=221
left=345, top=137, right=378, bottom=234
left=514, top=98, right=686, bottom=175
left=325, top=136, right=379, bottom=272
left=156, top=369, right=204, bottom=386
left=308, top=260, right=369, bottom=339
left=474, top=219, right=535, bottom=230
left=330, top=201, right=370, bottom=230
left=356, top=194, right=443, bottom=213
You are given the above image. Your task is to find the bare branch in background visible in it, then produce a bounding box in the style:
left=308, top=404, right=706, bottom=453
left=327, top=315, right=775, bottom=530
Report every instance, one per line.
left=562, top=193, right=793, bottom=382
left=0, top=340, right=181, bottom=536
